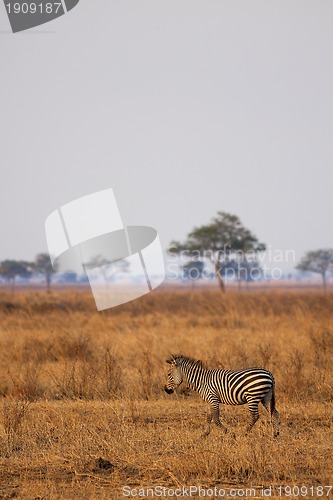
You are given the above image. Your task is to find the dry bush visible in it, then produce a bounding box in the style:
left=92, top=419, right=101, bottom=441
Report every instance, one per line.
left=1, top=397, right=32, bottom=455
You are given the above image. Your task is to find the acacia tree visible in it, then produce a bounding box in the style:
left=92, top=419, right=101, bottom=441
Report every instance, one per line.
left=85, top=255, right=130, bottom=282
left=0, top=260, right=32, bottom=288
left=296, top=249, right=333, bottom=290
left=169, top=211, right=265, bottom=292
left=182, top=260, right=205, bottom=280
left=34, top=253, right=58, bottom=290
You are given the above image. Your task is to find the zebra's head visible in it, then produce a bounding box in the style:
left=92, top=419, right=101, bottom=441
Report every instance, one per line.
left=164, top=355, right=183, bottom=394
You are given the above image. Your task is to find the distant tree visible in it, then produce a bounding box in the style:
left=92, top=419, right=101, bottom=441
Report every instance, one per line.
left=85, top=255, right=130, bottom=282
left=221, top=257, right=262, bottom=290
left=180, top=259, right=207, bottom=290
left=169, top=211, right=265, bottom=292
left=59, top=272, right=77, bottom=283
left=182, top=260, right=205, bottom=280
left=0, top=260, right=32, bottom=288
left=34, top=253, right=58, bottom=290
left=296, top=249, right=333, bottom=290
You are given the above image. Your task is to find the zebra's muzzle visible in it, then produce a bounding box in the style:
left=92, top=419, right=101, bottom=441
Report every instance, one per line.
left=164, top=386, right=174, bottom=394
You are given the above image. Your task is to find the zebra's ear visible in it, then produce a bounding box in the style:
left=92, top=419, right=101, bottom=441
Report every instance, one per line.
left=166, top=356, right=175, bottom=364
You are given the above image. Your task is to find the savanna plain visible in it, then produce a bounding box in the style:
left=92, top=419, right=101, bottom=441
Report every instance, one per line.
left=0, top=288, right=332, bottom=499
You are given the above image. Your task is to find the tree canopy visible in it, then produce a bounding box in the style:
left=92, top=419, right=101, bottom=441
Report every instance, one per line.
left=0, top=260, right=32, bottom=286
left=169, top=211, right=265, bottom=291
left=296, top=249, right=333, bottom=290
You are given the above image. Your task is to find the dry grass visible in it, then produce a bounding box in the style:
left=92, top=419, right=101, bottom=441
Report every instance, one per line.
left=0, top=288, right=332, bottom=498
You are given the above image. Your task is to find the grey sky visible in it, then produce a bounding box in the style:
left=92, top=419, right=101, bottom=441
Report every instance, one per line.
left=1, top=1, right=333, bottom=272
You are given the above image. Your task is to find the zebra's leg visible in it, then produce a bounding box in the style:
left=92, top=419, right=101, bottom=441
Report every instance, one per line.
left=211, top=404, right=223, bottom=428
left=203, top=412, right=213, bottom=437
left=203, top=403, right=226, bottom=436
left=211, top=403, right=229, bottom=434
left=261, top=399, right=269, bottom=412
left=245, top=399, right=260, bottom=433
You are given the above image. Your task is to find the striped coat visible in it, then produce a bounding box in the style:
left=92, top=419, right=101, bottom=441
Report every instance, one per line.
left=164, top=355, right=279, bottom=437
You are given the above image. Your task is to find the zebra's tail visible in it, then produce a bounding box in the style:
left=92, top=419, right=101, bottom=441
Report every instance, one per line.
left=270, top=382, right=280, bottom=437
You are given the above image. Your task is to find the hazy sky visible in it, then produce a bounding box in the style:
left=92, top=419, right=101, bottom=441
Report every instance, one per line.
left=1, top=1, right=333, bottom=272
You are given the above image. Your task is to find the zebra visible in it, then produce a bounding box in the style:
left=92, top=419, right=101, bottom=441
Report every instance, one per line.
left=164, top=355, right=279, bottom=437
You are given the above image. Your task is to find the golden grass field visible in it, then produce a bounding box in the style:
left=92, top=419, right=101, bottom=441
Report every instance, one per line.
left=0, top=288, right=332, bottom=499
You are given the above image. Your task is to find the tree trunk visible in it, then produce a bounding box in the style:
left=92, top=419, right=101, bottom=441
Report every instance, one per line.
left=214, top=262, right=225, bottom=292
left=322, top=272, right=327, bottom=291
left=46, top=273, right=51, bottom=291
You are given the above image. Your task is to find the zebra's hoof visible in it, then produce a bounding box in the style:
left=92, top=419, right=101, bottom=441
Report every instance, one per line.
left=164, top=386, right=174, bottom=395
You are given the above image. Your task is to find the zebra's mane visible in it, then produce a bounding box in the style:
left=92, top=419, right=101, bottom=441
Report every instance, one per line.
left=167, top=354, right=204, bottom=369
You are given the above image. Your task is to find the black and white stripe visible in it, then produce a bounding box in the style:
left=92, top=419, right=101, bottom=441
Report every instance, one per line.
left=164, top=355, right=279, bottom=437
